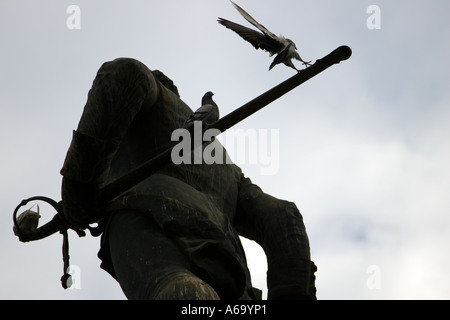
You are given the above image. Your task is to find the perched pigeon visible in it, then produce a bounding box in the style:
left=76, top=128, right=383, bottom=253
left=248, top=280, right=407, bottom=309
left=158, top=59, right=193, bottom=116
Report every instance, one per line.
left=218, top=1, right=311, bottom=72
left=184, top=91, right=219, bottom=128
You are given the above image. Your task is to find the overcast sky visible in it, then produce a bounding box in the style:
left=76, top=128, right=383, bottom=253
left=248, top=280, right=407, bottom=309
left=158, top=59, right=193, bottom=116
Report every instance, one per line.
left=1, top=0, right=450, bottom=299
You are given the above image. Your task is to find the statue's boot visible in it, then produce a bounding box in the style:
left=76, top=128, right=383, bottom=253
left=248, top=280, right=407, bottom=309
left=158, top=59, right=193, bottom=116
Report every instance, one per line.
left=153, top=272, right=220, bottom=300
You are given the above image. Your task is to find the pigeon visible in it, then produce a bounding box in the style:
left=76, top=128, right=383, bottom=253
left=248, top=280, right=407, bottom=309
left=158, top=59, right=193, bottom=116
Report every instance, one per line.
left=218, top=1, right=311, bottom=72
left=184, top=91, right=219, bottom=129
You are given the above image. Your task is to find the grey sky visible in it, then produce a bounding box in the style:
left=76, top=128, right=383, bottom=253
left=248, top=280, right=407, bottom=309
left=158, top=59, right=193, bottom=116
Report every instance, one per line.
left=1, top=0, right=449, bottom=299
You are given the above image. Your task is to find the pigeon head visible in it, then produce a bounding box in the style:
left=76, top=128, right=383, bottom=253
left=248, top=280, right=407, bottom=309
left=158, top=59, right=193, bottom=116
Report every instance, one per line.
left=202, top=91, right=215, bottom=105
left=204, top=91, right=214, bottom=98
left=286, top=39, right=297, bottom=49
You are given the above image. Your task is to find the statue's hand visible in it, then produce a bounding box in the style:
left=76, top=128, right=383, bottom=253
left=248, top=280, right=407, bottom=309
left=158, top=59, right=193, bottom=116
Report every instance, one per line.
left=61, top=178, right=103, bottom=230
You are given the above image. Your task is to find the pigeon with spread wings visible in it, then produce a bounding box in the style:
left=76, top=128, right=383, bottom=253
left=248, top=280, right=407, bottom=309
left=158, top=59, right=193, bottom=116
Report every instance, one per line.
left=218, top=1, right=311, bottom=72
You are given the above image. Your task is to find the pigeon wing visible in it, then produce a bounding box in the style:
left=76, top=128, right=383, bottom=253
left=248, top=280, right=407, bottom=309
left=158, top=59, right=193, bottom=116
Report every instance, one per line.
left=218, top=18, right=283, bottom=54
left=184, top=104, right=219, bottom=126
left=202, top=105, right=219, bottom=124
left=230, top=1, right=288, bottom=47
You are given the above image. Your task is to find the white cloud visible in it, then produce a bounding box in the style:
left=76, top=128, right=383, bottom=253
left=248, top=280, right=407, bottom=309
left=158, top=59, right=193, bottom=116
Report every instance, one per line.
left=2, top=0, right=450, bottom=300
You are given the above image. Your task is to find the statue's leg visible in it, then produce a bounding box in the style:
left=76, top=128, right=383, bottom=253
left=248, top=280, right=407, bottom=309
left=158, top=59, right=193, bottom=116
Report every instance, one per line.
left=152, top=272, right=220, bottom=300
left=106, top=210, right=220, bottom=300
left=236, top=178, right=317, bottom=299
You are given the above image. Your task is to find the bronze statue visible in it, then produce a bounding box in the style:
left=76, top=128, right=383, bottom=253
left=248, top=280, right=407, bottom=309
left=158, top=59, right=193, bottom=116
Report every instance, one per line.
left=58, top=58, right=316, bottom=299
left=14, top=46, right=352, bottom=299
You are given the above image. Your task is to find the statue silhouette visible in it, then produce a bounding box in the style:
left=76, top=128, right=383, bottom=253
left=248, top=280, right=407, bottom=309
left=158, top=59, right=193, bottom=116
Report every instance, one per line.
left=59, top=58, right=317, bottom=299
